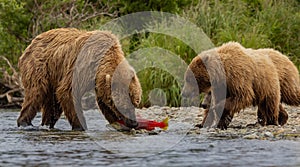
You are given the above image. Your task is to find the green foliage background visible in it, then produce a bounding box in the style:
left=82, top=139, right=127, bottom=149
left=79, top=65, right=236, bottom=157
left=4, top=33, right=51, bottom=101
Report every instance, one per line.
left=0, top=0, right=299, bottom=107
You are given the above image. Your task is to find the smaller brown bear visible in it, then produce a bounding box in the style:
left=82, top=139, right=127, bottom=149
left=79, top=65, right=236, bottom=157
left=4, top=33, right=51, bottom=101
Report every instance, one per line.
left=17, top=28, right=142, bottom=130
left=182, top=42, right=281, bottom=129
left=201, top=48, right=299, bottom=127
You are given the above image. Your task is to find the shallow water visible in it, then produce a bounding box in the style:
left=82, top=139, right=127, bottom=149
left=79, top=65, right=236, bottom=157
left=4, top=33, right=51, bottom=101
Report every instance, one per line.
left=0, top=109, right=299, bottom=167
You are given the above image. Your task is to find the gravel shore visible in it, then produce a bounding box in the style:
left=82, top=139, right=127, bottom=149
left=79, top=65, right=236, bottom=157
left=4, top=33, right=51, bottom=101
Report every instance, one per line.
left=135, top=105, right=300, bottom=140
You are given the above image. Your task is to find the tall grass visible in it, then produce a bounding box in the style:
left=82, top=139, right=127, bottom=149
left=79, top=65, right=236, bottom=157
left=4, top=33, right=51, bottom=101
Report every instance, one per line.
left=120, top=0, right=300, bottom=107
left=185, top=0, right=299, bottom=58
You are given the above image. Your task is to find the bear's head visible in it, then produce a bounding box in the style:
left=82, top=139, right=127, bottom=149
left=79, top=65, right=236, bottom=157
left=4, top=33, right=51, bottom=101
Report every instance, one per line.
left=182, top=55, right=211, bottom=99
left=97, top=60, right=142, bottom=128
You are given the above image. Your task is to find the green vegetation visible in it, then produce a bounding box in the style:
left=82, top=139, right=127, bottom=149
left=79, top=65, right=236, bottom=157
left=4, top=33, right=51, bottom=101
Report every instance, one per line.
left=185, top=0, right=300, bottom=61
left=0, top=0, right=299, bottom=107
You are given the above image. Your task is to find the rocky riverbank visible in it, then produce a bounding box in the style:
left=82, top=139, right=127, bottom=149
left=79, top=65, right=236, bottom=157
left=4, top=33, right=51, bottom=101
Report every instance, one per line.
left=134, top=105, right=300, bottom=140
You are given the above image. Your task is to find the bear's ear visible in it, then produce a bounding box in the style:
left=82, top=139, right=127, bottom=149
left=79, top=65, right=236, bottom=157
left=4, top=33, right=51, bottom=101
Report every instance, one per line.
left=199, top=54, right=210, bottom=64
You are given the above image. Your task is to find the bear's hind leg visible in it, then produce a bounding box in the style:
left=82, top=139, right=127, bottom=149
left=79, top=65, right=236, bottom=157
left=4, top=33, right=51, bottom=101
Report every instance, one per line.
left=17, top=90, right=44, bottom=127
left=41, top=91, right=63, bottom=129
left=258, top=99, right=279, bottom=126
left=278, top=104, right=288, bottom=126
left=259, top=104, right=288, bottom=126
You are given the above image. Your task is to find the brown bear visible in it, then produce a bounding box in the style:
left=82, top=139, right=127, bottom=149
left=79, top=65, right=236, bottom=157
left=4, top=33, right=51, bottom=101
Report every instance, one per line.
left=17, top=28, right=142, bottom=130
left=182, top=42, right=281, bottom=129
left=201, top=48, right=299, bottom=127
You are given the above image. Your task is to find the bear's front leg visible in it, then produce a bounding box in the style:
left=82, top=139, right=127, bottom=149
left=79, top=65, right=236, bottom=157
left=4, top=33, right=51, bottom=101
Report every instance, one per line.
left=17, top=91, right=44, bottom=127
left=197, top=108, right=215, bottom=128
left=198, top=96, right=234, bottom=129
left=214, top=97, right=236, bottom=130
left=217, top=108, right=233, bottom=130
left=97, top=99, right=119, bottom=124
left=57, top=90, right=87, bottom=131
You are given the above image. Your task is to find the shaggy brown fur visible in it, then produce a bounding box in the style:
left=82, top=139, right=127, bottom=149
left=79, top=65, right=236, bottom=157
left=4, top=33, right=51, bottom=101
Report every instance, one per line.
left=17, top=28, right=142, bottom=130
left=254, top=49, right=300, bottom=125
left=255, top=49, right=300, bottom=105
left=182, top=42, right=281, bottom=129
left=201, top=48, right=299, bottom=126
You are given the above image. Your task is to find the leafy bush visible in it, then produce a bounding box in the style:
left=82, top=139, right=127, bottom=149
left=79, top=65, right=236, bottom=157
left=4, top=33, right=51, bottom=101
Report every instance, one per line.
left=0, top=0, right=31, bottom=64
left=0, top=0, right=117, bottom=64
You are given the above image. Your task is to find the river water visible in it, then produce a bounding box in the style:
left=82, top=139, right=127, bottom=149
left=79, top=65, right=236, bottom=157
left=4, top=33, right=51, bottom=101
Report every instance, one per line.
left=0, top=109, right=299, bottom=167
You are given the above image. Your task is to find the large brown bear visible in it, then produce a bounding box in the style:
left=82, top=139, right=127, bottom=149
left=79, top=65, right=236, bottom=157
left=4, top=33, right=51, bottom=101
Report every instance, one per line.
left=201, top=48, right=299, bottom=127
left=182, top=42, right=281, bottom=129
left=17, top=28, right=142, bottom=130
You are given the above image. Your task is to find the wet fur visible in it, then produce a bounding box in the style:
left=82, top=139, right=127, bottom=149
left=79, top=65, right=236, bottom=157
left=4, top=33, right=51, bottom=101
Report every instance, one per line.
left=17, top=28, right=141, bottom=130
left=183, top=42, right=281, bottom=129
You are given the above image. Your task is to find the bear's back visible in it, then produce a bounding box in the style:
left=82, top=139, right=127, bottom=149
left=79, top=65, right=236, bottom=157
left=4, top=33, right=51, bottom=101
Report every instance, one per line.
left=215, top=42, right=279, bottom=104
left=19, top=28, right=91, bottom=63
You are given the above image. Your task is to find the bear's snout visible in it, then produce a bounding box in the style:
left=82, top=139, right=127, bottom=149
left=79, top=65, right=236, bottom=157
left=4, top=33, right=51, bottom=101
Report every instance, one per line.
left=121, top=108, right=138, bottom=128
left=125, top=118, right=138, bottom=128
